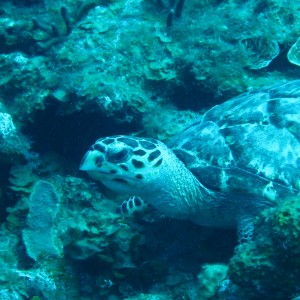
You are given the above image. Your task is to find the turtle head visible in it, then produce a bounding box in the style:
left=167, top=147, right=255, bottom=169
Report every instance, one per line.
left=80, top=135, right=208, bottom=221
left=80, top=135, right=165, bottom=194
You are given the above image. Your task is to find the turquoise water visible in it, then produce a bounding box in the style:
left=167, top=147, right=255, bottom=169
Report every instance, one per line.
left=0, top=0, right=300, bottom=299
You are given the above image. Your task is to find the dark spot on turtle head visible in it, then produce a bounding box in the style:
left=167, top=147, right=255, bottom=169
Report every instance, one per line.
left=89, top=145, right=94, bottom=151
left=121, top=202, right=128, bottom=213
left=154, top=158, right=163, bottom=167
left=148, top=149, right=161, bottom=162
left=103, top=138, right=115, bottom=145
left=120, top=164, right=129, bottom=171
left=140, top=140, right=156, bottom=150
left=133, top=149, right=147, bottom=156
left=113, top=178, right=128, bottom=184
left=129, top=200, right=133, bottom=209
left=95, top=155, right=103, bottom=166
left=107, top=148, right=129, bottom=163
left=94, top=143, right=105, bottom=153
left=118, top=137, right=139, bottom=148
left=134, top=197, right=142, bottom=206
left=132, top=159, right=144, bottom=168
left=135, top=174, right=143, bottom=180
left=110, top=169, right=117, bottom=174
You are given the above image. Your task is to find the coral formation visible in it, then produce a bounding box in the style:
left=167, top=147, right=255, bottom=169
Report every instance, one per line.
left=8, top=164, right=39, bottom=193
left=197, top=263, right=228, bottom=299
left=288, top=37, right=300, bottom=66
left=23, top=180, right=62, bottom=261
left=1, top=0, right=300, bottom=135
left=240, top=36, right=280, bottom=70
left=0, top=111, right=32, bottom=161
left=0, top=0, right=300, bottom=298
left=228, top=197, right=300, bottom=300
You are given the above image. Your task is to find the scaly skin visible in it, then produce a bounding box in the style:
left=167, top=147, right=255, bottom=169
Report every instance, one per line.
left=80, top=136, right=258, bottom=240
left=80, top=81, right=300, bottom=241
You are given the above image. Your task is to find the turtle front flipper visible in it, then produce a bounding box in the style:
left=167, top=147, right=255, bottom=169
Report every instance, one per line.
left=237, top=216, right=255, bottom=243
left=116, top=196, right=151, bottom=216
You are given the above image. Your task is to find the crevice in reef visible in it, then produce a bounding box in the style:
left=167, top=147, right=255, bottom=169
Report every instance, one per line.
left=23, top=98, right=141, bottom=164
left=0, top=164, right=13, bottom=222
left=169, top=67, right=234, bottom=112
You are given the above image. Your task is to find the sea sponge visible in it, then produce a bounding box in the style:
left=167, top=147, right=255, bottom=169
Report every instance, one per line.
left=22, top=180, right=63, bottom=261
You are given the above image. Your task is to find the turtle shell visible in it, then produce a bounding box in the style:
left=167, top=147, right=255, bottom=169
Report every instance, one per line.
left=169, top=80, right=300, bottom=204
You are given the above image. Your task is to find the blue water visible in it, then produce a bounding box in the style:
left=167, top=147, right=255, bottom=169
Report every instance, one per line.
left=0, top=0, right=300, bottom=299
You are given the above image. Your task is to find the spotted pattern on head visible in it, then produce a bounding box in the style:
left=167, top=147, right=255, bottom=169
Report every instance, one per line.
left=80, top=135, right=164, bottom=186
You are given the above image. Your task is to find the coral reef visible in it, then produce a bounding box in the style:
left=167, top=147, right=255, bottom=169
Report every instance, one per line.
left=0, top=159, right=236, bottom=299
left=0, top=0, right=300, bottom=298
left=1, top=0, right=300, bottom=135
left=228, top=197, right=300, bottom=300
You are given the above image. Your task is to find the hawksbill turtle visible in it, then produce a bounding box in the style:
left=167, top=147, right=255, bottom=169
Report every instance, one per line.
left=80, top=80, right=300, bottom=242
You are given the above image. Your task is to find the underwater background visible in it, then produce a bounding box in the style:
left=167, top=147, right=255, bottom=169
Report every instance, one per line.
left=0, top=0, right=300, bottom=299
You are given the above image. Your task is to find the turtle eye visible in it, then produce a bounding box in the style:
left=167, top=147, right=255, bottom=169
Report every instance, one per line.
left=107, top=147, right=130, bottom=163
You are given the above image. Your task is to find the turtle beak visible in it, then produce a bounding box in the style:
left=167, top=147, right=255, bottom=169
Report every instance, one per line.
left=79, top=150, right=95, bottom=171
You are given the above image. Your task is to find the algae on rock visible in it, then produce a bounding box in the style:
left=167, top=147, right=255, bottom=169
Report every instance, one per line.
left=228, top=196, right=300, bottom=300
